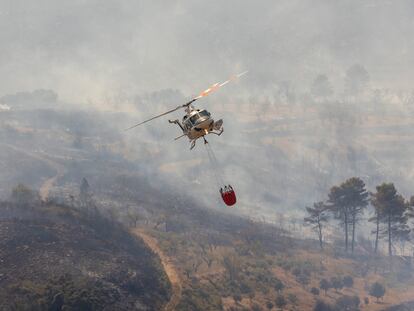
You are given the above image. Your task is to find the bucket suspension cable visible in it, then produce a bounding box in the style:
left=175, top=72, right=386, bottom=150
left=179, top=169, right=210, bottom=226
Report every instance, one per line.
left=204, top=142, right=224, bottom=186
left=204, top=141, right=237, bottom=206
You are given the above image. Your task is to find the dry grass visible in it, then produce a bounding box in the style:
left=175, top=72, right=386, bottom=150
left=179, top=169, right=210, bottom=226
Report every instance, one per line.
left=137, top=225, right=414, bottom=311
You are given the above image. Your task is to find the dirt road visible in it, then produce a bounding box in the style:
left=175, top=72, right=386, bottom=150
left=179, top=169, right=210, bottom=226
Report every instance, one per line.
left=131, top=229, right=182, bottom=311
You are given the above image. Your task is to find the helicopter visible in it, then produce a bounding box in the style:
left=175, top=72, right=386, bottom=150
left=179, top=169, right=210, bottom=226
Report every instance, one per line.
left=125, top=71, right=248, bottom=150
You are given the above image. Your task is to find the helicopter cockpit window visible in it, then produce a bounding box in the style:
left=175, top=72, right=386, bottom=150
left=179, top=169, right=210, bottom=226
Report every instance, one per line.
left=189, top=114, right=200, bottom=124
left=183, top=121, right=191, bottom=130
left=199, top=110, right=210, bottom=117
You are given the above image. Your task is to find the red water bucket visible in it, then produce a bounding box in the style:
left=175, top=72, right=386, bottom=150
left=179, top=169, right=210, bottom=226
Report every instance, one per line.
left=220, top=185, right=237, bottom=206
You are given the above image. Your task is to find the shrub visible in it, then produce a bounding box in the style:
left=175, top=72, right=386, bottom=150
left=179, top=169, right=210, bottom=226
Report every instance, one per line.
left=233, top=294, right=242, bottom=304
left=240, top=281, right=252, bottom=294
left=297, top=274, right=310, bottom=287
left=11, top=184, right=38, bottom=206
left=369, top=282, right=385, bottom=302
left=319, top=279, right=331, bottom=295
left=330, top=277, right=343, bottom=292
left=275, top=295, right=287, bottom=310
left=276, top=258, right=293, bottom=271
left=311, top=287, right=320, bottom=295
left=335, top=295, right=360, bottom=311
left=313, top=299, right=335, bottom=311
left=287, top=293, right=298, bottom=305
left=292, top=267, right=301, bottom=277
left=178, top=287, right=223, bottom=310
left=252, top=304, right=264, bottom=311
left=274, top=279, right=285, bottom=293
left=343, top=276, right=354, bottom=288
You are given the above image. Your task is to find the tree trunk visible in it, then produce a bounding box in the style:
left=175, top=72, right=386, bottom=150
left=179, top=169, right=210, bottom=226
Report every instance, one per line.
left=344, top=211, right=349, bottom=252
left=388, top=215, right=392, bottom=256
left=318, top=218, right=323, bottom=250
left=374, top=214, right=379, bottom=254
left=351, top=212, right=356, bottom=254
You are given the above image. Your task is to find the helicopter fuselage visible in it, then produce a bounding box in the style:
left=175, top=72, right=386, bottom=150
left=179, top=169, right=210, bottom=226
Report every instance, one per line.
left=182, top=109, right=214, bottom=139
left=169, top=106, right=223, bottom=149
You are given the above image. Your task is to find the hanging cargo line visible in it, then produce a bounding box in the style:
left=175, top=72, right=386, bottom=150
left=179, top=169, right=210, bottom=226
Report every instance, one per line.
left=204, top=142, right=224, bottom=185
left=204, top=142, right=237, bottom=207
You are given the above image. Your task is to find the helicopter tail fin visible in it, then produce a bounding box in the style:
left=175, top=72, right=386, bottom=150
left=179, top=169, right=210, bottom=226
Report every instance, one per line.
left=213, top=119, right=223, bottom=131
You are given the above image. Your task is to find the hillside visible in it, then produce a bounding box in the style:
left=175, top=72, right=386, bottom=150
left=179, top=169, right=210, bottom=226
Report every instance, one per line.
left=88, top=170, right=414, bottom=310
left=2, top=189, right=413, bottom=310
left=0, top=201, right=171, bottom=311
left=127, top=212, right=414, bottom=311
left=3, top=1, right=414, bottom=309
left=1, top=106, right=414, bottom=310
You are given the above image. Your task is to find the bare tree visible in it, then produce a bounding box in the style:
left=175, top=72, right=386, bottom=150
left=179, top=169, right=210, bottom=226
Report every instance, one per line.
left=327, top=177, right=369, bottom=253
left=371, top=183, right=410, bottom=256
left=304, top=202, right=329, bottom=250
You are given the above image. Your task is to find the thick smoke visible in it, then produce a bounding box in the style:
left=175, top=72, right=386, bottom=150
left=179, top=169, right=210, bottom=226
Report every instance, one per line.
left=1, top=0, right=414, bottom=224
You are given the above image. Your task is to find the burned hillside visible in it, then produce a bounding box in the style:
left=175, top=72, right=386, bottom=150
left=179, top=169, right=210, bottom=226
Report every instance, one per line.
left=0, top=201, right=171, bottom=311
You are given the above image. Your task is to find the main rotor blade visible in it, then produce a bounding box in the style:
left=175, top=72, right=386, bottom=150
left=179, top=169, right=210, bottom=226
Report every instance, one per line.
left=193, top=70, right=248, bottom=100
left=124, top=105, right=183, bottom=130
left=126, top=70, right=248, bottom=131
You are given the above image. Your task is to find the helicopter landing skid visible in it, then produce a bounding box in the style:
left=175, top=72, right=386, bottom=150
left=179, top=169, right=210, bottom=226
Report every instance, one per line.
left=190, top=129, right=223, bottom=150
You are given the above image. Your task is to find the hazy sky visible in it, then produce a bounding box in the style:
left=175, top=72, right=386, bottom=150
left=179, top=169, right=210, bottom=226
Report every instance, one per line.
left=1, top=0, right=413, bottom=105
left=2, top=1, right=414, bottom=219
